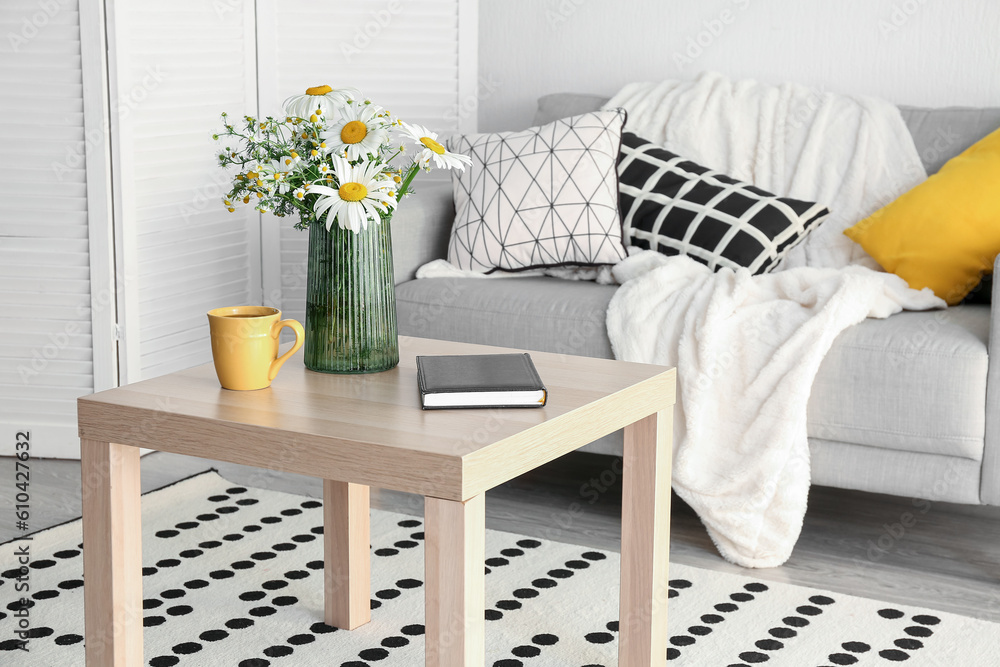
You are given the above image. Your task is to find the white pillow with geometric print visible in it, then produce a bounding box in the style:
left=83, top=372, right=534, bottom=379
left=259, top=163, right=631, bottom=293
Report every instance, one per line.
left=446, top=109, right=628, bottom=273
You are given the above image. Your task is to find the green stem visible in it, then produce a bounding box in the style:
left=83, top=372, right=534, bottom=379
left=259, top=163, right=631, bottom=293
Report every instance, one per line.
left=397, top=163, right=421, bottom=198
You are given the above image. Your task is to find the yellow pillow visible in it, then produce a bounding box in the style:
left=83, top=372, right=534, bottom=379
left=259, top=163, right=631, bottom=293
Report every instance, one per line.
left=844, top=126, right=1000, bottom=305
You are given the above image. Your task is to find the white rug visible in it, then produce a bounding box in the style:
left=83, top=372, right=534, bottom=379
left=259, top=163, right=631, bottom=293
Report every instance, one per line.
left=1, top=471, right=996, bottom=666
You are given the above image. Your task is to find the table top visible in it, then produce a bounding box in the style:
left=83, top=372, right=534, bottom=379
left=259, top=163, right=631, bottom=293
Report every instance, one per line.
left=78, top=336, right=675, bottom=501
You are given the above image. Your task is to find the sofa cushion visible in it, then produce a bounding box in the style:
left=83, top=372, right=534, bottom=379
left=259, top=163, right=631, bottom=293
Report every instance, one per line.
left=447, top=109, right=628, bottom=273
left=845, top=126, right=1000, bottom=305
left=618, top=131, right=829, bottom=274
left=808, top=305, right=990, bottom=461
left=398, top=276, right=990, bottom=461
left=397, top=277, right=616, bottom=359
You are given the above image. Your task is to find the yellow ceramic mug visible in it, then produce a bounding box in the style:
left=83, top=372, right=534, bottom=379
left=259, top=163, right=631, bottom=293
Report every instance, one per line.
left=207, top=306, right=304, bottom=390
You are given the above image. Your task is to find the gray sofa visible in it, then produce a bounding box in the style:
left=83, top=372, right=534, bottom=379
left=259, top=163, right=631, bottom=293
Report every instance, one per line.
left=390, top=93, right=1000, bottom=507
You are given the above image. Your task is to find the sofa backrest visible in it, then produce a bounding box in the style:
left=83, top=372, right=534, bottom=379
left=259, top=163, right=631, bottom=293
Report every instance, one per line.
left=897, top=106, right=1000, bottom=174
left=393, top=94, right=1000, bottom=284
left=533, top=93, right=1000, bottom=176
left=533, top=93, right=612, bottom=128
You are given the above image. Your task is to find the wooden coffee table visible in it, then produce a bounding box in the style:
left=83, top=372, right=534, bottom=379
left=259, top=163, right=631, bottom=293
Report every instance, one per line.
left=78, top=336, right=675, bottom=667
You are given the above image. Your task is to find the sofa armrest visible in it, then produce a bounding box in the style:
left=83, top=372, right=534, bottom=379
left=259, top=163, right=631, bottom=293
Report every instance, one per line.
left=981, top=255, right=1000, bottom=504
left=391, top=181, right=455, bottom=284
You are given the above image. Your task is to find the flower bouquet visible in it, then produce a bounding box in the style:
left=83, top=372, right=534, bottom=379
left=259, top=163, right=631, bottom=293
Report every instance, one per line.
left=214, top=85, right=470, bottom=373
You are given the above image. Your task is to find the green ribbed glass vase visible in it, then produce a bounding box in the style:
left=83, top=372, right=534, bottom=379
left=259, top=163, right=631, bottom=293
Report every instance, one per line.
left=303, top=217, right=398, bottom=373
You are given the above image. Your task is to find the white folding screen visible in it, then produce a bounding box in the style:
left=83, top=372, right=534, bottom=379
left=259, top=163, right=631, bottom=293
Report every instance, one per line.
left=256, top=0, right=478, bottom=324
left=0, top=0, right=476, bottom=457
left=107, top=0, right=262, bottom=383
left=0, top=0, right=116, bottom=457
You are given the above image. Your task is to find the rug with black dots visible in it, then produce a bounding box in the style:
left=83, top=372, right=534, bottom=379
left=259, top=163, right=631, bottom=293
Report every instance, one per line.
left=1, top=470, right=997, bottom=666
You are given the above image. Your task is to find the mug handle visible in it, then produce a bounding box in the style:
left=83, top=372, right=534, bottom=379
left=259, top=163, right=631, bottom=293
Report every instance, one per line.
left=268, top=319, right=305, bottom=381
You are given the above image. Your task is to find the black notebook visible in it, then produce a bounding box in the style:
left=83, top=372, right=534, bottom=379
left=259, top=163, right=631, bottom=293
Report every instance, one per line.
left=416, top=353, right=547, bottom=409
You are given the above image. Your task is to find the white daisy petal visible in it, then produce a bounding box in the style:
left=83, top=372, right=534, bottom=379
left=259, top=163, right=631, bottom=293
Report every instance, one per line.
left=308, top=154, right=401, bottom=233
left=396, top=119, right=470, bottom=172
left=323, top=199, right=345, bottom=230
left=307, top=184, right=339, bottom=198
left=348, top=205, right=366, bottom=232
left=359, top=199, right=379, bottom=222
left=320, top=101, right=393, bottom=162
left=314, top=197, right=334, bottom=219
left=283, top=85, right=361, bottom=119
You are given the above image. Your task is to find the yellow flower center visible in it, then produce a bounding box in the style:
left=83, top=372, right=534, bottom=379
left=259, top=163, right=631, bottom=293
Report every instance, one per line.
left=339, top=182, right=368, bottom=202
left=306, top=85, right=332, bottom=95
left=341, top=121, right=368, bottom=145
left=420, top=137, right=445, bottom=155
left=309, top=114, right=318, bottom=123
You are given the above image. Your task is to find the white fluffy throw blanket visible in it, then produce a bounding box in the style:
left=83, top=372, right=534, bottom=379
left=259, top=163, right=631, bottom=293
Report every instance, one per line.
left=604, top=71, right=926, bottom=270
left=608, top=253, right=944, bottom=568
left=603, top=73, right=939, bottom=568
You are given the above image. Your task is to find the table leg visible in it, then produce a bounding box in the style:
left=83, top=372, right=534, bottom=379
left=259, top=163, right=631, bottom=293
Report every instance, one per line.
left=323, top=480, right=371, bottom=629
left=424, top=494, right=485, bottom=667
left=620, top=410, right=673, bottom=667
left=81, top=439, right=143, bottom=667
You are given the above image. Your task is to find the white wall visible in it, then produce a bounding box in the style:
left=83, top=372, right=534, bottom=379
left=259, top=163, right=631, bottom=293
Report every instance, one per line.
left=479, top=0, right=1000, bottom=132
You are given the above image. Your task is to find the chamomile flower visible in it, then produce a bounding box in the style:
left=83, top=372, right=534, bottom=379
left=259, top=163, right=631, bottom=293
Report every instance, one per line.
left=398, top=121, right=472, bottom=171
left=260, top=157, right=296, bottom=194
left=275, top=153, right=301, bottom=170
left=309, top=157, right=396, bottom=233
left=283, top=85, right=360, bottom=120
left=292, top=187, right=306, bottom=202
left=321, top=102, right=390, bottom=161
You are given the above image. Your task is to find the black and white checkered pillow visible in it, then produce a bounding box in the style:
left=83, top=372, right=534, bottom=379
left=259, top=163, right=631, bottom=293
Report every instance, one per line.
left=446, top=109, right=628, bottom=273
left=618, top=132, right=829, bottom=274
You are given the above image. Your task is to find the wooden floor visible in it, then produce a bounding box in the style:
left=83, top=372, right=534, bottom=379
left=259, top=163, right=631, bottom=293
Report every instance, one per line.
left=3, top=450, right=999, bottom=623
